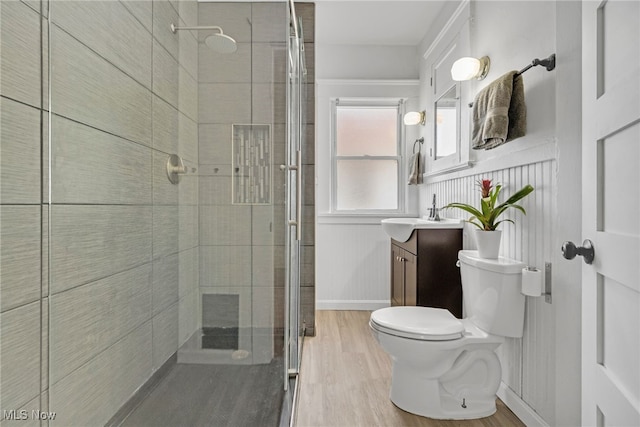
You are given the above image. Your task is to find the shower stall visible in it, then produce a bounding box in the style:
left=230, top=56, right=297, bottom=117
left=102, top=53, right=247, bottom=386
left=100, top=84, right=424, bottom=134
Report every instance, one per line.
left=0, top=0, right=313, bottom=425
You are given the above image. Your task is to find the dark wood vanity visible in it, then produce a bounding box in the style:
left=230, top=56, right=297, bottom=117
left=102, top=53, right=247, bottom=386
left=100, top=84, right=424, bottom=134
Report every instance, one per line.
left=390, top=228, right=463, bottom=318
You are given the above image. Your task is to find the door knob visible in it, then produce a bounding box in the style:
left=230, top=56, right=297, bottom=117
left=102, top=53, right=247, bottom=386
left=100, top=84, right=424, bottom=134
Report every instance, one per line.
left=561, top=239, right=595, bottom=264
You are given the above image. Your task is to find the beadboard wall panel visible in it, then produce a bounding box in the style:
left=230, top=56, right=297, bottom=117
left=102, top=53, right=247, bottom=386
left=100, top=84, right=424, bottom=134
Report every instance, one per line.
left=422, top=159, right=557, bottom=419
left=316, top=224, right=390, bottom=309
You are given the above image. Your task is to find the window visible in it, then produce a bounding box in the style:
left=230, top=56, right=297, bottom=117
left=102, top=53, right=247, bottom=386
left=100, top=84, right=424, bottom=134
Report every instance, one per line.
left=331, top=99, right=403, bottom=213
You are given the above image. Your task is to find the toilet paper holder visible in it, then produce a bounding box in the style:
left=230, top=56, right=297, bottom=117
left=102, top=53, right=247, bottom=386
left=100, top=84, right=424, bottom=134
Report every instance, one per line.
left=525, top=263, right=552, bottom=303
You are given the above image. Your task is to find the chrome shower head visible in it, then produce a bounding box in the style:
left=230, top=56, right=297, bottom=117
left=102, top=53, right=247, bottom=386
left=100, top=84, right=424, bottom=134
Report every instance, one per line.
left=204, top=31, right=237, bottom=54
left=170, top=23, right=237, bottom=54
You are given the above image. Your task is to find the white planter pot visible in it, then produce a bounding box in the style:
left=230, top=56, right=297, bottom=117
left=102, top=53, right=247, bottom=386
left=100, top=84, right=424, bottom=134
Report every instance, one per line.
left=474, top=229, right=502, bottom=259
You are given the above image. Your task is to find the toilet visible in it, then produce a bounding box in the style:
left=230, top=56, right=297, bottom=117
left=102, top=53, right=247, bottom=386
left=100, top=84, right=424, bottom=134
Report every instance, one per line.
left=369, top=250, right=525, bottom=420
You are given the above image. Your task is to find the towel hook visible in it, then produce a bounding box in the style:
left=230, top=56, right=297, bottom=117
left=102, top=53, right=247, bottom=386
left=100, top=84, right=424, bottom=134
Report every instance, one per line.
left=413, top=137, right=424, bottom=154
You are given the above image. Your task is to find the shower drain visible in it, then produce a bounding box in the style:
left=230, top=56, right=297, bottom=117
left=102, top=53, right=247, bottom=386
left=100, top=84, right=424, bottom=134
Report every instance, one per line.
left=232, top=349, right=250, bottom=360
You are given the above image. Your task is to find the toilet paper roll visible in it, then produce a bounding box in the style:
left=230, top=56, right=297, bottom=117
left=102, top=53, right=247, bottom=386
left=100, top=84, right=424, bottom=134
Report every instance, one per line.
left=522, top=267, right=543, bottom=297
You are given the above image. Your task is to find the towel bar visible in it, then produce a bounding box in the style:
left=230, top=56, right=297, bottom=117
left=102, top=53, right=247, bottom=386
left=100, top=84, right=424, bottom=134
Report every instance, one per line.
left=413, top=137, right=424, bottom=153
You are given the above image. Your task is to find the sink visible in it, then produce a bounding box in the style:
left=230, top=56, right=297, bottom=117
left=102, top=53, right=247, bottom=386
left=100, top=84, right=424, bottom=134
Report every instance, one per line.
left=381, top=217, right=464, bottom=242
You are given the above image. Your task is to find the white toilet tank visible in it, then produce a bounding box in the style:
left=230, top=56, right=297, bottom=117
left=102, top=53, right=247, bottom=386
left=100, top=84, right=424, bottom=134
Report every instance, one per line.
left=458, top=250, right=526, bottom=338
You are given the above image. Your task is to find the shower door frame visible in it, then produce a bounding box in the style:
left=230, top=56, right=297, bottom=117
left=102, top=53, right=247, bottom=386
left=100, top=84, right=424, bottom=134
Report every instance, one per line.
left=284, top=0, right=306, bottom=390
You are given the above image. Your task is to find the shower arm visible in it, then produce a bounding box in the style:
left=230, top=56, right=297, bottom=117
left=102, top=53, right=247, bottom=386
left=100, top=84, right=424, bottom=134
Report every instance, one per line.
left=170, top=23, right=224, bottom=34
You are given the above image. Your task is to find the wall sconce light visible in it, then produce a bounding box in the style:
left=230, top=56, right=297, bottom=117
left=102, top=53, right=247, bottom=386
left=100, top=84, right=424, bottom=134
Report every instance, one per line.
left=451, top=56, right=491, bottom=81
left=403, top=110, right=426, bottom=126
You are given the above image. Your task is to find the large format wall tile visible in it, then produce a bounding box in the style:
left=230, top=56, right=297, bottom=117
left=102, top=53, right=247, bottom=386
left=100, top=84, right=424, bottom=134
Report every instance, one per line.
left=153, top=206, right=179, bottom=259
left=153, top=150, right=179, bottom=206
left=252, top=43, right=286, bottom=84
left=199, top=172, right=232, bottom=206
left=50, top=25, right=152, bottom=146
left=50, top=205, right=152, bottom=294
left=251, top=3, right=287, bottom=44
left=199, top=124, right=233, bottom=164
left=198, top=83, right=251, bottom=124
left=199, top=246, right=251, bottom=287
left=199, top=205, right=252, bottom=246
left=179, top=247, right=199, bottom=299
left=0, top=1, right=41, bottom=107
left=198, top=2, right=251, bottom=43
left=198, top=42, right=251, bottom=83
left=252, top=83, right=286, bottom=124
left=121, top=0, right=152, bottom=33
left=178, top=112, right=198, bottom=162
left=152, top=254, right=179, bottom=315
left=49, top=264, right=152, bottom=384
left=179, top=205, right=199, bottom=251
left=178, top=290, right=198, bottom=346
left=51, top=116, right=152, bottom=205
left=0, top=302, right=41, bottom=413
left=152, top=0, right=179, bottom=60
left=0, top=206, right=41, bottom=312
left=179, top=29, right=198, bottom=81
left=152, top=302, right=178, bottom=369
left=153, top=40, right=179, bottom=109
left=153, top=95, right=179, bottom=154
left=0, top=98, right=41, bottom=204
left=179, top=67, right=198, bottom=121
left=50, top=0, right=152, bottom=88
left=50, top=322, right=153, bottom=427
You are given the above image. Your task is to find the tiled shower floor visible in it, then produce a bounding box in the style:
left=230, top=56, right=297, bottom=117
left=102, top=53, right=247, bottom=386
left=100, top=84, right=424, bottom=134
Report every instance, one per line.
left=118, top=358, right=284, bottom=427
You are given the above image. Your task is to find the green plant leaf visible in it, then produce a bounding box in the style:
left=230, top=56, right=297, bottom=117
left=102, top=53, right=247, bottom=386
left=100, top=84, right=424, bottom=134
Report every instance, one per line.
left=444, top=203, right=484, bottom=219
left=502, top=184, right=534, bottom=206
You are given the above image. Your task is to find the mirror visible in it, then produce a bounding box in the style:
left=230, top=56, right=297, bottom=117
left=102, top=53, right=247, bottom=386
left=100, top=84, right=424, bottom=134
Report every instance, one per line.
left=434, top=85, right=458, bottom=159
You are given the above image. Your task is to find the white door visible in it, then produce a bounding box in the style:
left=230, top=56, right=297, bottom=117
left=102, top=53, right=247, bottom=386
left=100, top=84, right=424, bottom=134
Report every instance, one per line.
left=580, top=1, right=640, bottom=425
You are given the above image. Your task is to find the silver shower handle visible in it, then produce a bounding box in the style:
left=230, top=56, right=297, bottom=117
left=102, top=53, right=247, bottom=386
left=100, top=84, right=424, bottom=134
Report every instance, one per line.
left=295, top=150, right=302, bottom=241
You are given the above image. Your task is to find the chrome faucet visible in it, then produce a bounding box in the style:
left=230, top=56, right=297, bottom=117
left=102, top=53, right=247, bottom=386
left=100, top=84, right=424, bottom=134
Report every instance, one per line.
left=427, top=194, right=440, bottom=221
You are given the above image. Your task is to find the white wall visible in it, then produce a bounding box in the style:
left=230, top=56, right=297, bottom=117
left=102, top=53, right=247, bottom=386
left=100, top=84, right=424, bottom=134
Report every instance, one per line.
left=314, top=16, right=424, bottom=309
left=316, top=80, right=421, bottom=309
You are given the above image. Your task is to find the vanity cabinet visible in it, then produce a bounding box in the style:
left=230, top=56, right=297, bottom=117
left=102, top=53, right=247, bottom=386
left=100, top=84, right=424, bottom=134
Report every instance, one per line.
left=390, top=228, right=463, bottom=318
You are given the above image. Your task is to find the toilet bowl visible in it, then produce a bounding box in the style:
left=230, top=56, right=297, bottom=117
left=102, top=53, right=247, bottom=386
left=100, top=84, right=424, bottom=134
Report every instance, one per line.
left=370, top=250, right=525, bottom=420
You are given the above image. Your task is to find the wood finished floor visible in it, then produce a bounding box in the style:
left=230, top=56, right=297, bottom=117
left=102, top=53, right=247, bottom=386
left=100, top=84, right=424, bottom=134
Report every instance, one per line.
left=295, top=310, right=525, bottom=427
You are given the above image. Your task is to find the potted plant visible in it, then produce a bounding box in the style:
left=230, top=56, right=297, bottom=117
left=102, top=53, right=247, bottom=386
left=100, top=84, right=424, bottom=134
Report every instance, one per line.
left=445, top=179, right=534, bottom=258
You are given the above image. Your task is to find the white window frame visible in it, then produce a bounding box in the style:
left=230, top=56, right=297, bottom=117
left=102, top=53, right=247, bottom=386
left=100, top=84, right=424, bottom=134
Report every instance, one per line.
left=330, top=98, right=406, bottom=215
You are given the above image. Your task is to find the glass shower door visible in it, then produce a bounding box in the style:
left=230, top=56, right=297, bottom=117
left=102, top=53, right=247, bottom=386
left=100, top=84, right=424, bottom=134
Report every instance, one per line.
left=285, top=0, right=306, bottom=382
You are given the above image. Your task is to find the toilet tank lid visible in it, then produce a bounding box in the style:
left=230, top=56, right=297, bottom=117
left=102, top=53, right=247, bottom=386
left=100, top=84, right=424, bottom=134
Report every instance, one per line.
left=458, top=250, right=525, bottom=274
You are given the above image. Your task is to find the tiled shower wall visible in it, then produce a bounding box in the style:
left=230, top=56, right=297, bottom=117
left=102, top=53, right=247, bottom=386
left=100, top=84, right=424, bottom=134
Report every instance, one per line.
left=197, top=1, right=316, bottom=346
left=0, top=0, right=198, bottom=425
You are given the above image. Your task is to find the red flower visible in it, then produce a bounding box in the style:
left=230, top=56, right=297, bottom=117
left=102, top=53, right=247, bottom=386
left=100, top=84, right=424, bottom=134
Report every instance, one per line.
left=478, top=179, right=493, bottom=198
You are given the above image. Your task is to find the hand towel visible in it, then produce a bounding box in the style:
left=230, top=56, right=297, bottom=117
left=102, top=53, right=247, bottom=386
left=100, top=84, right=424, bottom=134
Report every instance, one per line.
left=472, top=70, right=526, bottom=150
left=408, top=152, right=423, bottom=185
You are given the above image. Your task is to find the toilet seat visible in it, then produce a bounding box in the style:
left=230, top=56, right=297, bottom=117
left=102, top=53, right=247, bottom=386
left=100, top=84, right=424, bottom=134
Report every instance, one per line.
left=370, top=307, right=464, bottom=341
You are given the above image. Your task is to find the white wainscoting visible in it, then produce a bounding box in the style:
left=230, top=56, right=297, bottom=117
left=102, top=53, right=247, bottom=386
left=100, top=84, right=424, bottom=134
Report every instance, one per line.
left=316, top=223, right=391, bottom=310
left=423, top=158, right=557, bottom=421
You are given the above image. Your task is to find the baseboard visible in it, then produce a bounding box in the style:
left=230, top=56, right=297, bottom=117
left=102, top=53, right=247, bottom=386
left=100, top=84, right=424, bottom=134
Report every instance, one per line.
left=105, top=352, right=177, bottom=427
left=316, top=300, right=389, bottom=310
left=497, top=382, right=549, bottom=427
